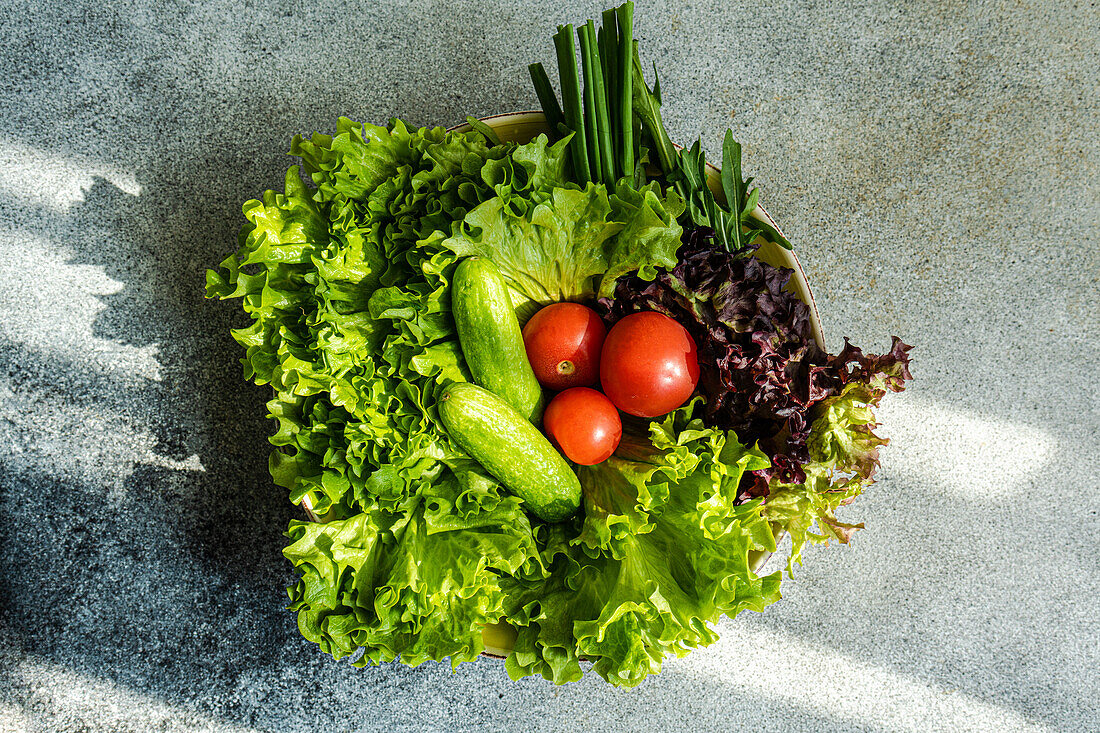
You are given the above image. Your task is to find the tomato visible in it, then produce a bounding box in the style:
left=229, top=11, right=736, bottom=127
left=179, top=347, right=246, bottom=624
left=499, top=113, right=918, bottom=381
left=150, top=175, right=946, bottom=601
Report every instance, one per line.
left=600, top=312, right=700, bottom=417
left=543, top=388, right=622, bottom=465
left=522, top=303, right=607, bottom=390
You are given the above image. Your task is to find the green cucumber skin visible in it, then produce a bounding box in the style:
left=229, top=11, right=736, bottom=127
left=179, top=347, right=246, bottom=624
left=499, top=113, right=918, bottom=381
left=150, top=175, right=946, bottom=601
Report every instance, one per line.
left=452, top=257, right=545, bottom=424
left=439, top=382, right=581, bottom=523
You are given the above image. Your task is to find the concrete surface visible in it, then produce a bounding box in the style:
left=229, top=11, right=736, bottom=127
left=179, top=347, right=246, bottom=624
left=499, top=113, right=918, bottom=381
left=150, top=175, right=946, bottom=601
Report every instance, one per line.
left=0, top=0, right=1097, bottom=731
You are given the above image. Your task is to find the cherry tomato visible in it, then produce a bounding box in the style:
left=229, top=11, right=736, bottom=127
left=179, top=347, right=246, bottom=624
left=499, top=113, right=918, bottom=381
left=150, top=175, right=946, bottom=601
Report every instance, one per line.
left=600, top=312, right=700, bottom=417
left=522, top=303, right=607, bottom=390
left=543, top=387, right=622, bottom=465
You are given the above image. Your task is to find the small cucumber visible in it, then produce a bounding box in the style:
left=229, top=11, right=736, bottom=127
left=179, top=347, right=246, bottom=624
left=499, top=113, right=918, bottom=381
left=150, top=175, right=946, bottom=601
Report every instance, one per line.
left=452, top=257, right=545, bottom=424
left=438, top=382, right=581, bottom=523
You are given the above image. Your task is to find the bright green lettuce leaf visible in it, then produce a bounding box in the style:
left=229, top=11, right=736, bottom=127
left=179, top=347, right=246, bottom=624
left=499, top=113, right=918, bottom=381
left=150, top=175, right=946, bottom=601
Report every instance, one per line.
left=440, top=180, right=682, bottom=324
left=483, top=132, right=573, bottom=200
left=442, top=185, right=622, bottom=312
left=807, top=381, right=890, bottom=481
left=600, top=181, right=684, bottom=297
left=209, top=119, right=526, bottom=520
left=211, top=119, right=559, bottom=662
left=284, top=476, right=542, bottom=668
left=503, top=404, right=780, bottom=687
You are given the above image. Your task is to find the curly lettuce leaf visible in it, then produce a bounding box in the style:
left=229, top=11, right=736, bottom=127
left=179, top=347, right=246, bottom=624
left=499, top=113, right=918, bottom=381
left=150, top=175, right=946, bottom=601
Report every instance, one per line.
left=284, top=477, right=541, bottom=668
left=209, top=120, right=533, bottom=519
left=441, top=180, right=682, bottom=324
left=600, top=182, right=684, bottom=297
left=484, top=131, right=572, bottom=199
left=211, top=120, right=566, bottom=661
left=503, top=405, right=780, bottom=687
left=762, top=380, right=896, bottom=570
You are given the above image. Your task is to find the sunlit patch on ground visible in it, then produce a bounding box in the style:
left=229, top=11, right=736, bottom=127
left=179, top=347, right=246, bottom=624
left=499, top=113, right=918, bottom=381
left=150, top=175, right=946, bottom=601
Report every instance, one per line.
left=874, top=393, right=1057, bottom=498
left=694, top=620, right=1052, bottom=732
left=0, top=139, right=142, bottom=213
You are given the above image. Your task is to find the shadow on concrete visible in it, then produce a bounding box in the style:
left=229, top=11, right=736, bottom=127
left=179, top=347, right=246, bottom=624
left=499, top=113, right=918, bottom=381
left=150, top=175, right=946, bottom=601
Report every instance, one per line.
left=0, top=170, right=300, bottom=724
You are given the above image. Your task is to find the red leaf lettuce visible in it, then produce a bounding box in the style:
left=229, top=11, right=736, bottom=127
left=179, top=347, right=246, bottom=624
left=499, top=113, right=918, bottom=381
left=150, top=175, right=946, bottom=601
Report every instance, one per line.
left=598, top=226, right=913, bottom=492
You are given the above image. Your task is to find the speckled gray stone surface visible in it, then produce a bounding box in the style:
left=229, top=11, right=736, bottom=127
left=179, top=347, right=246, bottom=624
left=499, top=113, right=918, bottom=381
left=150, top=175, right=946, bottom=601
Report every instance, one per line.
left=0, top=1, right=1097, bottom=731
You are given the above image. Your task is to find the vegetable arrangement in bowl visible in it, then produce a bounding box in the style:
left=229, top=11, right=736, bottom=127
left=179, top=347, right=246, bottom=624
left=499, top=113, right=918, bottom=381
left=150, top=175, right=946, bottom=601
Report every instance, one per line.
left=206, top=2, right=912, bottom=687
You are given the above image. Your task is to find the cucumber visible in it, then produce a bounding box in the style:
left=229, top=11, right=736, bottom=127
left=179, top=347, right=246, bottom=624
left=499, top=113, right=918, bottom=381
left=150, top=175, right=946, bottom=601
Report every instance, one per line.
left=438, top=382, right=581, bottom=523
left=452, top=257, right=545, bottom=424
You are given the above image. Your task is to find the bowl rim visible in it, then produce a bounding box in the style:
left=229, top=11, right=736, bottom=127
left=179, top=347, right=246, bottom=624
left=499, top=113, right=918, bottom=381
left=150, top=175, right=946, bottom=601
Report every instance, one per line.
left=299, top=110, right=825, bottom=659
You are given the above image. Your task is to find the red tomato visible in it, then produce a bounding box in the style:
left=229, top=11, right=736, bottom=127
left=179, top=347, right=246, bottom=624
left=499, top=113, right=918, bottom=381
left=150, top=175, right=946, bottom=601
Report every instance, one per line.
left=600, top=312, right=700, bottom=417
left=543, top=388, right=622, bottom=465
left=522, top=303, right=607, bottom=390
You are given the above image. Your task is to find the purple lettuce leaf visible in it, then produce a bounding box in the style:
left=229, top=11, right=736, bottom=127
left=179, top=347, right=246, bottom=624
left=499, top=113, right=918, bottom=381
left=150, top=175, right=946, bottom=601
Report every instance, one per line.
left=598, top=227, right=912, bottom=493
